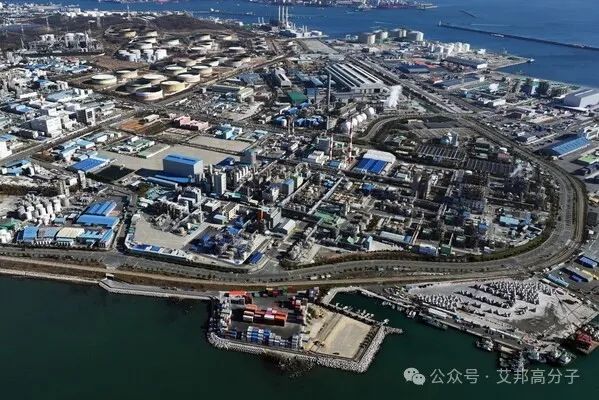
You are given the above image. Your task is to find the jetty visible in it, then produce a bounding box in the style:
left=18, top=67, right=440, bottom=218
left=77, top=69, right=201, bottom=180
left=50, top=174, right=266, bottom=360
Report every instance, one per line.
left=438, top=22, right=599, bottom=52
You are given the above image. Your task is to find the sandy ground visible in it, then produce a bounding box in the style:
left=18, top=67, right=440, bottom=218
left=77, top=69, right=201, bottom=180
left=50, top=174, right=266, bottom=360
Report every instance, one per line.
left=188, top=135, right=251, bottom=152
left=307, top=306, right=370, bottom=358
left=133, top=216, right=201, bottom=249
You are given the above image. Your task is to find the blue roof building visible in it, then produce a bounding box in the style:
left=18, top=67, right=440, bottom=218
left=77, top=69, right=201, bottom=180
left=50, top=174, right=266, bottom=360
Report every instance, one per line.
left=545, top=136, right=591, bottom=157
left=76, top=214, right=119, bottom=229
left=163, top=154, right=203, bottom=179
left=70, top=157, right=110, bottom=173
left=85, top=201, right=117, bottom=216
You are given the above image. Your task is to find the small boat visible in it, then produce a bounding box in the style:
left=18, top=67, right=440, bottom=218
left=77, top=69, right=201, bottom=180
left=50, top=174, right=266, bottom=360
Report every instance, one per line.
left=476, top=337, right=494, bottom=352
left=421, top=315, right=447, bottom=330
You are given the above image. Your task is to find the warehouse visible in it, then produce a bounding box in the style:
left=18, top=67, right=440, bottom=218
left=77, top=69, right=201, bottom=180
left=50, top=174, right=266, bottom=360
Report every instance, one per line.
left=563, top=88, right=599, bottom=109
left=444, top=56, right=488, bottom=70
left=544, top=136, right=591, bottom=157
left=76, top=214, right=119, bottom=229
left=353, top=149, right=395, bottom=175
left=69, top=156, right=111, bottom=173
left=85, top=201, right=117, bottom=216
left=163, top=153, right=204, bottom=179
left=326, top=63, right=387, bottom=95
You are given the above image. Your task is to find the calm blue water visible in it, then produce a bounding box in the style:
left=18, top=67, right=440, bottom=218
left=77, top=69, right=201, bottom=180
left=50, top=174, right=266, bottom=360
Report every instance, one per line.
left=11, top=0, right=599, bottom=86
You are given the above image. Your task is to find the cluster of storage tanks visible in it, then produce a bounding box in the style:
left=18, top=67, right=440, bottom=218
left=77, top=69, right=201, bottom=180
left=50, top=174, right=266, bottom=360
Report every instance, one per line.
left=117, top=29, right=171, bottom=63
left=90, top=69, right=142, bottom=87
left=339, top=107, right=377, bottom=133
left=359, top=28, right=424, bottom=44
left=16, top=194, right=70, bottom=224
left=428, top=42, right=471, bottom=57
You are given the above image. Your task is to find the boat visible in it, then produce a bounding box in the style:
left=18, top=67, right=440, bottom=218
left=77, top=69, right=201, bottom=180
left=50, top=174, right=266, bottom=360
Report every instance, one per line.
left=527, top=58, right=535, bottom=63
left=558, top=351, right=574, bottom=366
left=476, top=337, right=494, bottom=352
left=524, top=347, right=545, bottom=363
left=421, top=315, right=448, bottom=330
left=546, top=347, right=574, bottom=366
left=509, top=352, right=528, bottom=372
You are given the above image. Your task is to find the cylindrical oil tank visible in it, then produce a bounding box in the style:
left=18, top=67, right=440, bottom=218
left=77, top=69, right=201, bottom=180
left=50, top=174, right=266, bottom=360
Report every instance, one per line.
left=135, top=42, right=152, bottom=50
left=176, top=57, right=197, bottom=67
left=177, top=73, right=201, bottom=83
left=164, top=39, right=180, bottom=47
left=116, top=69, right=138, bottom=81
left=141, top=73, right=167, bottom=85
left=160, top=80, right=186, bottom=94
left=192, top=65, right=213, bottom=76
left=135, top=86, right=163, bottom=101
left=203, top=58, right=219, bottom=67
left=91, top=74, right=117, bottom=86
left=163, top=65, right=186, bottom=76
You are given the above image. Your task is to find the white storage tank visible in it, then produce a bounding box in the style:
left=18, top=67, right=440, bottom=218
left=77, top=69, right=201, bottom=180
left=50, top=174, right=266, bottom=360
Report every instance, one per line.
left=160, top=80, right=186, bottom=94
left=154, top=48, right=168, bottom=60
left=164, top=38, right=180, bottom=47
left=164, top=65, right=186, bottom=76
left=135, top=42, right=153, bottom=50
left=176, top=58, right=197, bottom=67
left=192, top=65, right=213, bottom=76
left=177, top=73, right=201, bottom=83
left=116, top=69, right=138, bottom=81
left=142, top=73, right=167, bottom=85
left=135, top=86, right=163, bottom=101
left=91, top=74, right=117, bottom=86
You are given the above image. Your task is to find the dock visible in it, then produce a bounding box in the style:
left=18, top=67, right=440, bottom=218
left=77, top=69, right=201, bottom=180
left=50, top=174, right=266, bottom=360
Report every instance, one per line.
left=439, top=22, right=599, bottom=52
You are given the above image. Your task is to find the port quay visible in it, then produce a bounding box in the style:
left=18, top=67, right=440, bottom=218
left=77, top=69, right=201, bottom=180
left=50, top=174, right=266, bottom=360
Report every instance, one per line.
left=101, top=279, right=402, bottom=373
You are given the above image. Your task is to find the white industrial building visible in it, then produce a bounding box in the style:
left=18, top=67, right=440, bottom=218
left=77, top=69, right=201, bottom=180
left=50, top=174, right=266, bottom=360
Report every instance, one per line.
left=445, top=56, right=488, bottom=70
left=563, top=88, right=599, bottom=109
left=272, top=67, right=292, bottom=88
left=0, top=140, right=12, bottom=159
left=30, top=115, right=62, bottom=136
left=326, top=63, right=387, bottom=95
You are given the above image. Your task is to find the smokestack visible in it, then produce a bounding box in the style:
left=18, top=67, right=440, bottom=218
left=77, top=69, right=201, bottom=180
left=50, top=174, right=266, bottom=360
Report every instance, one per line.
left=348, top=124, right=353, bottom=162
left=326, top=72, right=331, bottom=112
left=278, top=6, right=281, bottom=25
left=329, top=129, right=334, bottom=162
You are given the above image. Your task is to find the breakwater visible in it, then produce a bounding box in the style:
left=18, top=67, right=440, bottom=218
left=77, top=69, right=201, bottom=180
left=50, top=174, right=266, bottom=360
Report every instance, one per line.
left=208, top=324, right=394, bottom=373
left=439, top=22, right=599, bottom=52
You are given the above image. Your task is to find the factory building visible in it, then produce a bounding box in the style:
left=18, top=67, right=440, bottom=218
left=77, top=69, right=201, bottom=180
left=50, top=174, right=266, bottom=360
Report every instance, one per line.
left=212, top=170, right=227, bottom=196
left=163, top=154, right=204, bottom=180
left=30, top=115, right=62, bottom=136
left=563, top=88, right=599, bottom=109
left=326, top=63, right=387, bottom=95
left=353, top=149, right=396, bottom=175
left=444, top=56, right=488, bottom=70
left=272, top=67, right=292, bottom=88
left=544, top=136, right=591, bottom=157
left=0, top=140, right=12, bottom=159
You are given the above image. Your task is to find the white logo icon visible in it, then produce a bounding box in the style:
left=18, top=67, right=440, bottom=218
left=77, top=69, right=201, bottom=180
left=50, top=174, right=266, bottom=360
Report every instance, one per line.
left=404, top=367, right=426, bottom=386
